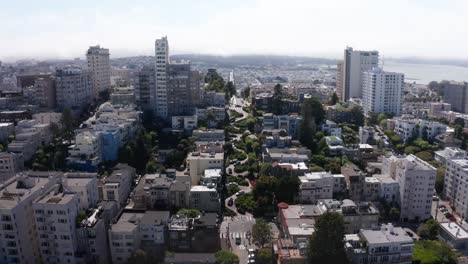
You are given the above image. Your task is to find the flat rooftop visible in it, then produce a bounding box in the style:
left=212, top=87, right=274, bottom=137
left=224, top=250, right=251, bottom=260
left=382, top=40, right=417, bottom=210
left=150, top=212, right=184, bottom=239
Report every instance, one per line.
left=112, top=212, right=145, bottom=232
left=440, top=222, right=468, bottom=240
left=361, top=224, right=413, bottom=244
left=0, top=176, right=52, bottom=209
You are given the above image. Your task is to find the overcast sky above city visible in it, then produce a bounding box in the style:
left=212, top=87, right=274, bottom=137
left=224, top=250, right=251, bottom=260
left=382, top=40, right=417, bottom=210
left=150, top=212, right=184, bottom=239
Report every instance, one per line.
left=1, top=0, right=467, bottom=61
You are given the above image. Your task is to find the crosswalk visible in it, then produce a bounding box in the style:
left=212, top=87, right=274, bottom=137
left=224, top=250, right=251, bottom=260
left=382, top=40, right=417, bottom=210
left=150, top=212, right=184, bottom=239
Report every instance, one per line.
left=223, top=216, right=255, bottom=222
left=219, top=231, right=249, bottom=239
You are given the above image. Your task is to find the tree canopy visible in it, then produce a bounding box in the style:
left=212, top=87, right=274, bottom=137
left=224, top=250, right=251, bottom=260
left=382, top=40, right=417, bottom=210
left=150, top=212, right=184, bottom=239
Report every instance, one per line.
left=215, top=250, right=239, bottom=264
left=252, top=219, right=273, bottom=248
left=413, top=240, right=457, bottom=264
left=307, top=212, right=348, bottom=264
left=417, top=220, right=439, bottom=240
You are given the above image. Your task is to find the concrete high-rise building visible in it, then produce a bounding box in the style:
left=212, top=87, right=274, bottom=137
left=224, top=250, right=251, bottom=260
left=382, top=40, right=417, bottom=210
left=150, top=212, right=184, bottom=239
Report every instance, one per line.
left=136, top=65, right=156, bottom=111
left=167, top=61, right=192, bottom=116
left=0, top=174, right=56, bottom=263
left=34, top=77, right=56, bottom=109
left=33, top=185, right=81, bottom=264
left=444, top=158, right=468, bottom=218
left=87, top=45, right=111, bottom=99
left=55, top=68, right=92, bottom=111
left=336, top=60, right=344, bottom=101
left=342, top=47, right=379, bottom=101
left=362, top=68, right=404, bottom=116
left=443, top=81, right=468, bottom=113
left=396, top=155, right=436, bottom=222
left=155, top=37, right=169, bottom=118
left=153, top=37, right=200, bottom=119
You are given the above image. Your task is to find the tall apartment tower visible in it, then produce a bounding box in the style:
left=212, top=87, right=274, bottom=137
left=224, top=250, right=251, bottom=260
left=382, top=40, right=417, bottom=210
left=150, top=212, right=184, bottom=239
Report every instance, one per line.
left=342, top=47, right=379, bottom=101
left=86, top=45, right=111, bottom=99
left=362, top=67, right=404, bottom=116
left=336, top=60, right=344, bottom=102
left=55, top=67, right=92, bottom=111
left=442, top=81, right=468, bottom=113
left=155, top=37, right=169, bottom=118
left=33, top=186, right=81, bottom=264
left=444, top=158, right=468, bottom=218
left=396, top=155, right=436, bottom=222
left=137, top=65, right=156, bottom=112
left=0, top=175, right=56, bottom=263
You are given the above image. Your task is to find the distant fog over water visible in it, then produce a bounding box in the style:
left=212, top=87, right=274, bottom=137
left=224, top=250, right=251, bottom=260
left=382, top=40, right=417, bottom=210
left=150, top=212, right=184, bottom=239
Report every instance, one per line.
left=384, top=61, right=468, bottom=85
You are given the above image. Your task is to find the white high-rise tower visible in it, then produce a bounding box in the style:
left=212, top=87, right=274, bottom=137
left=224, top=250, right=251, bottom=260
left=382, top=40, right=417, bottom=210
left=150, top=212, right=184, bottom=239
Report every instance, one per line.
left=342, top=47, right=379, bottom=101
left=155, top=37, right=169, bottom=118
left=362, top=67, right=404, bottom=116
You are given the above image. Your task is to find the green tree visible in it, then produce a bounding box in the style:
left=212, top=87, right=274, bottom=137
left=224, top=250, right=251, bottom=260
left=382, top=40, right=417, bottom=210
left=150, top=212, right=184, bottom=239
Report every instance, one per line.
left=348, top=105, right=364, bottom=126
left=307, top=212, right=348, bottom=264
left=242, top=86, right=251, bottom=99
left=413, top=240, right=457, bottom=264
left=435, top=167, right=445, bottom=195
left=252, top=219, right=273, bottom=248
left=329, top=92, right=339, bottom=105
left=417, top=220, right=439, bottom=240
left=299, top=97, right=324, bottom=149
left=226, top=81, right=237, bottom=99
left=60, top=108, right=75, bottom=136
left=256, top=248, right=273, bottom=264
left=127, top=249, right=148, bottom=264
left=215, top=250, right=239, bottom=264
left=176, top=209, right=201, bottom=218
left=272, top=84, right=284, bottom=115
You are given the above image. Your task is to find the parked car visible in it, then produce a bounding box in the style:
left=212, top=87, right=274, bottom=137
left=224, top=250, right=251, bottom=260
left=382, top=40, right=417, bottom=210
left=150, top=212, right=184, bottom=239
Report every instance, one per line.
left=235, top=161, right=241, bottom=166
left=439, top=205, right=447, bottom=210
left=228, top=198, right=234, bottom=206
left=236, top=190, right=245, bottom=197
left=432, top=195, right=440, bottom=201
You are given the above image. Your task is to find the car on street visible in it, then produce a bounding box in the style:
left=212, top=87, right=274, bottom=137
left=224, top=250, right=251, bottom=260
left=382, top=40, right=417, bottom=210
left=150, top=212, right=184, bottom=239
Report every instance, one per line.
left=438, top=205, right=447, bottom=210
left=235, top=161, right=241, bottom=166
left=228, top=198, right=234, bottom=206
left=235, top=234, right=241, bottom=245
left=433, top=195, right=440, bottom=201
left=236, top=190, right=245, bottom=197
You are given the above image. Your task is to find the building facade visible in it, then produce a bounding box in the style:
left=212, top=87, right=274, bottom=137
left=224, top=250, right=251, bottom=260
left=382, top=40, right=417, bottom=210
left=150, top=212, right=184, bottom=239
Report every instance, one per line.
left=87, top=45, right=111, bottom=99
left=362, top=68, right=404, bottom=116
left=342, top=47, right=379, bottom=101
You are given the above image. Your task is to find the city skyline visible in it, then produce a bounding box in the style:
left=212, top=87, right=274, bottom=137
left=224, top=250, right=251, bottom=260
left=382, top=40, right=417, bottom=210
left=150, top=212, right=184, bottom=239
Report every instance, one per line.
left=1, top=0, right=468, bottom=61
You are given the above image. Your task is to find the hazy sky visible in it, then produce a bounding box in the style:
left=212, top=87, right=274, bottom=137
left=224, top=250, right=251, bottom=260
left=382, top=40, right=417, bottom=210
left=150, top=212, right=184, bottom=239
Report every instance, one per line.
left=1, top=0, right=467, bottom=61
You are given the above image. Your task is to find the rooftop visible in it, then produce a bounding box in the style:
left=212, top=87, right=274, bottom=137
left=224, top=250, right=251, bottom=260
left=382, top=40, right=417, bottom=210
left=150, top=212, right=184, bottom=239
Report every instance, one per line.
left=440, top=222, right=468, bottom=240
left=0, top=176, right=53, bottom=208
left=111, top=211, right=145, bottom=232
left=360, top=224, right=413, bottom=244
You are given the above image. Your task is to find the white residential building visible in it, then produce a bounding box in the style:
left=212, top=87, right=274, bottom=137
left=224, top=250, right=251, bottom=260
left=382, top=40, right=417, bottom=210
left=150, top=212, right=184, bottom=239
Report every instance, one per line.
left=435, top=147, right=466, bottom=166
left=299, top=172, right=334, bottom=203
left=357, top=224, right=414, bottom=264
left=64, top=173, right=99, bottom=210
left=155, top=37, right=169, bottom=118
left=109, top=210, right=170, bottom=264
left=87, top=45, right=111, bottom=99
left=190, top=185, right=220, bottom=212
left=0, top=152, right=24, bottom=182
left=187, top=152, right=224, bottom=185
left=396, top=155, right=436, bottom=222
left=394, top=118, right=447, bottom=143
left=444, top=159, right=468, bottom=218
left=363, top=177, right=380, bottom=201
left=362, top=68, right=404, bottom=116
left=34, top=186, right=81, bottom=264
left=342, top=47, right=379, bottom=101
left=0, top=174, right=56, bottom=263
left=102, top=164, right=135, bottom=208
left=67, top=131, right=102, bottom=171
left=374, top=174, right=399, bottom=203
left=0, top=122, right=14, bottom=142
